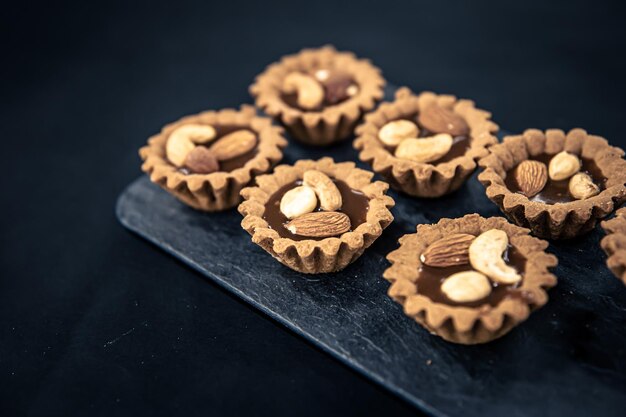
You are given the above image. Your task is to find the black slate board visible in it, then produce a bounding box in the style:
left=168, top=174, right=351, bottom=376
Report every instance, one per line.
left=116, top=87, right=626, bottom=417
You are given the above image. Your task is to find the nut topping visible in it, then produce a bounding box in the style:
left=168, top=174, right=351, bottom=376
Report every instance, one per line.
left=548, top=151, right=581, bottom=181
left=322, top=71, right=357, bottom=105
left=514, top=160, right=548, bottom=198
left=417, top=104, right=469, bottom=137
left=420, top=233, right=475, bottom=267
left=286, top=211, right=351, bottom=238
left=279, top=186, right=318, bottom=219
left=184, top=146, right=219, bottom=174
left=441, top=271, right=492, bottom=303
left=303, top=170, right=342, bottom=211
left=282, top=72, right=325, bottom=110
left=209, top=130, right=257, bottom=161
left=469, top=229, right=521, bottom=284
left=394, top=134, right=453, bottom=163
left=378, top=120, right=420, bottom=147
left=569, top=172, right=600, bottom=200
left=166, top=124, right=219, bottom=167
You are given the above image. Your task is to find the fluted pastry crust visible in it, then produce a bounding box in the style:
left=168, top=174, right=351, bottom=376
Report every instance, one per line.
left=250, top=45, right=385, bottom=146
left=139, top=105, right=287, bottom=211
left=384, top=214, right=558, bottom=344
left=478, top=128, right=626, bottom=239
left=354, top=87, right=498, bottom=197
left=238, top=158, right=394, bottom=273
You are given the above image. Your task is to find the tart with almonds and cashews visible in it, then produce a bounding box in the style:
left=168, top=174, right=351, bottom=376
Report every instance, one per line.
left=238, top=158, right=395, bottom=274
left=139, top=105, right=287, bottom=211
left=478, top=128, right=626, bottom=239
left=250, top=45, right=385, bottom=146
left=384, top=214, right=558, bottom=344
left=601, top=207, right=626, bottom=285
left=353, top=87, right=499, bottom=197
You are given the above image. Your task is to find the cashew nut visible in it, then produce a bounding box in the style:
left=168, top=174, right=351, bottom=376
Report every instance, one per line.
left=282, top=72, right=324, bottom=110
left=166, top=124, right=217, bottom=167
left=441, top=271, right=492, bottom=303
left=394, top=133, right=453, bottom=163
left=279, top=186, right=318, bottom=219
left=302, top=170, right=342, bottom=211
left=378, top=120, right=420, bottom=147
left=569, top=172, right=600, bottom=200
left=469, top=229, right=522, bottom=284
left=548, top=151, right=581, bottom=181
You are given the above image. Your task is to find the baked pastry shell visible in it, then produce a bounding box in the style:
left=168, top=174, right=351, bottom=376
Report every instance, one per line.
left=384, top=214, right=558, bottom=344
left=238, top=157, right=395, bottom=274
left=250, top=45, right=385, bottom=146
left=478, top=128, right=626, bottom=239
left=139, top=105, right=287, bottom=212
left=354, top=87, right=499, bottom=198
left=601, top=207, right=626, bottom=284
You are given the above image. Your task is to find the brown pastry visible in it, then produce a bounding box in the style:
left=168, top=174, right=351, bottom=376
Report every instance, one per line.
left=238, top=158, right=394, bottom=273
left=601, top=207, right=626, bottom=284
left=354, top=87, right=499, bottom=197
left=139, top=105, right=287, bottom=211
left=478, top=128, right=626, bottom=239
left=384, top=214, right=558, bottom=344
left=250, top=45, right=385, bottom=146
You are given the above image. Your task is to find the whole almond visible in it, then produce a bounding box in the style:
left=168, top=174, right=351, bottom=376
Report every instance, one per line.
left=302, top=170, right=342, bottom=211
left=184, top=146, right=220, bottom=174
left=418, top=104, right=469, bottom=137
left=514, top=160, right=548, bottom=197
left=286, top=211, right=351, bottom=238
left=420, top=233, right=475, bottom=267
left=209, top=130, right=257, bottom=161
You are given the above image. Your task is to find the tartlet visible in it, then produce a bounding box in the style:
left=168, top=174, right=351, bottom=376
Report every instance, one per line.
left=384, top=214, right=558, bottom=344
left=139, top=105, right=287, bottom=211
left=249, top=45, right=386, bottom=146
left=601, top=207, right=626, bottom=284
left=238, top=158, right=395, bottom=273
left=354, top=87, right=499, bottom=197
left=478, top=128, right=626, bottom=239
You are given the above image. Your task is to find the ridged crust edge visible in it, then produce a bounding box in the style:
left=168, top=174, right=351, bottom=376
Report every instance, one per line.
left=478, top=128, right=626, bottom=239
left=353, top=87, right=499, bottom=198
left=139, top=105, right=287, bottom=211
left=601, top=207, right=626, bottom=284
left=383, top=214, right=558, bottom=344
left=238, top=157, right=395, bottom=273
left=249, top=45, right=386, bottom=146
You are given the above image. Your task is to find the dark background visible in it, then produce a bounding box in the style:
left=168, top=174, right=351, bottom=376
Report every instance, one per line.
left=2, top=0, right=626, bottom=416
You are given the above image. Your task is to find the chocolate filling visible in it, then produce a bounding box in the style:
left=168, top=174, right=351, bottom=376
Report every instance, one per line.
left=280, top=70, right=358, bottom=111
left=176, top=124, right=258, bottom=174
left=417, top=246, right=530, bottom=308
left=263, top=179, right=369, bottom=241
left=504, top=153, right=607, bottom=204
left=383, top=113, right=471, bottom=164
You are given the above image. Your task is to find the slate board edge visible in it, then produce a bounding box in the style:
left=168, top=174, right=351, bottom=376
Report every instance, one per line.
left=114, top=180, right=443, bottom=417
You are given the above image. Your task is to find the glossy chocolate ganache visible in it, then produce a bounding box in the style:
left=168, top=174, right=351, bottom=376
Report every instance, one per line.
left=418, top=245, right=530, bottom=308
left=175, top=125, right=258, bottom=174
left=264, top=179, right=369, bottom=241
left=505, top=153, right=607, bottom=204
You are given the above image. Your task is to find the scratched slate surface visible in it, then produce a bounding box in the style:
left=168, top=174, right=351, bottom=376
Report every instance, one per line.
left=116, top=87, right=626, bottom=416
